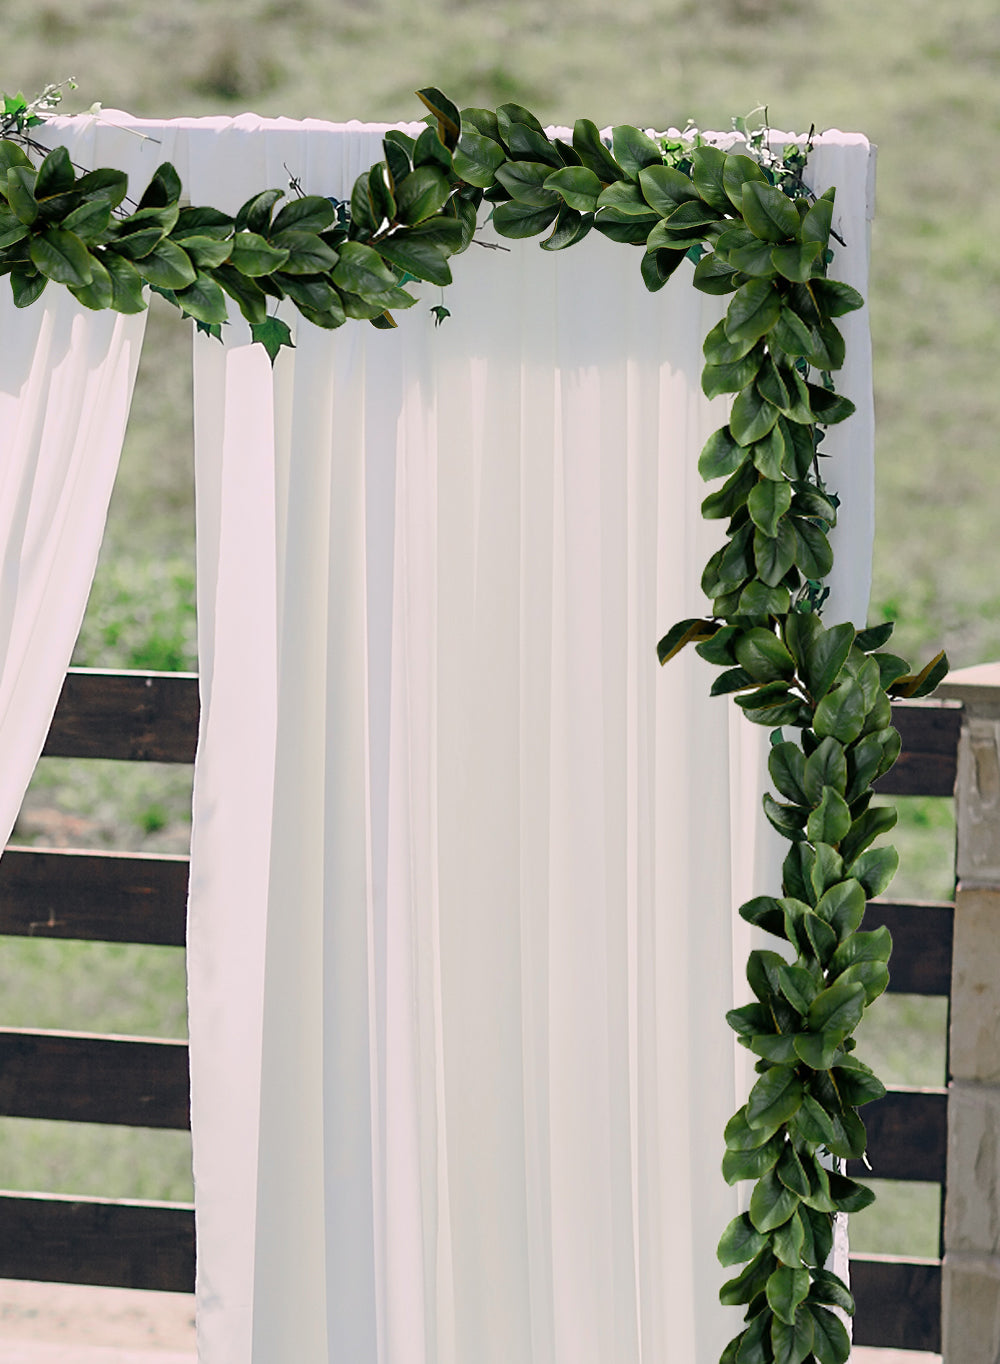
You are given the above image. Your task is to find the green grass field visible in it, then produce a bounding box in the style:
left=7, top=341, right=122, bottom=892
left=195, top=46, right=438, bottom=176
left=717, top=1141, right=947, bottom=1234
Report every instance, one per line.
left=1, top=0, right=987, bottom=1257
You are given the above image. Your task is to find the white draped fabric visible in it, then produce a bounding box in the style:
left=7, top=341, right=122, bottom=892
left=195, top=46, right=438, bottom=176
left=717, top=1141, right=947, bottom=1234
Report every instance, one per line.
left=0, top=112, right=147, bottom=845
left=27, top=115, right=875, bottom=1364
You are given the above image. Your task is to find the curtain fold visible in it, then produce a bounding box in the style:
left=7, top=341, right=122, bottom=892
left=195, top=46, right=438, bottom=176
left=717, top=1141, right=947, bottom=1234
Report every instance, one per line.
left=0, top=111, right=147, bottom=844
left=33, top=113, right=875, bottom=1364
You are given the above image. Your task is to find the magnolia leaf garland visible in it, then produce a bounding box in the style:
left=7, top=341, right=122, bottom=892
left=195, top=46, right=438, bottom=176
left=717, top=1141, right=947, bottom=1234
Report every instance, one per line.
left=0, top=86, right=948, bottom=1363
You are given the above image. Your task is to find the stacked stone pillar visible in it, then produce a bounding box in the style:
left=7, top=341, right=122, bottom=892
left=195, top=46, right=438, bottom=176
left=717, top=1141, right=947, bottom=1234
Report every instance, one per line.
left=937, top=663, right=1000, bottom=1362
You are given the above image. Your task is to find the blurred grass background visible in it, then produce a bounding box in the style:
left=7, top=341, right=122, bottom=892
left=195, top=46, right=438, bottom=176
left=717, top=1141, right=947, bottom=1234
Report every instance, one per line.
left=1, top=0, right=992, bottom=1246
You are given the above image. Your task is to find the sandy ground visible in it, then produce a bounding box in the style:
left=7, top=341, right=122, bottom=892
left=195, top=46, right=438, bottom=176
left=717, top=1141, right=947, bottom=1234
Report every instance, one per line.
left=0, top=1282, right=941, bottom=1362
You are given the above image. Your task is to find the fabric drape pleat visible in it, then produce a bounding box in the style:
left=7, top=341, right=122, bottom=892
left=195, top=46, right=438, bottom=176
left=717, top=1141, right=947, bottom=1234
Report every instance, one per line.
left=32, top=113, right=875, bottom=1364
left=0, top=112, right=147, bottom=845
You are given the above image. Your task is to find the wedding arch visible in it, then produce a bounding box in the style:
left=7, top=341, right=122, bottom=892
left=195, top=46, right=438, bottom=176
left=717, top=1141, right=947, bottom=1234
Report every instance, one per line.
left=0, top=86, right=944, bottom=1364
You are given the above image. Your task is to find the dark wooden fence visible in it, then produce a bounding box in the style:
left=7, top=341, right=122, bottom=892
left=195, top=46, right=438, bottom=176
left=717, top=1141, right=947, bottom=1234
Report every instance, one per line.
left=0, top=669, right=963, bottom=1346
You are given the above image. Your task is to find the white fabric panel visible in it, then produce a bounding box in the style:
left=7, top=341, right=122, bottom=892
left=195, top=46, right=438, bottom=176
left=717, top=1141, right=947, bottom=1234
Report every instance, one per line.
left=40, top=113, right=874, bottom=1363
left=0, top=111, right=147, bottom=848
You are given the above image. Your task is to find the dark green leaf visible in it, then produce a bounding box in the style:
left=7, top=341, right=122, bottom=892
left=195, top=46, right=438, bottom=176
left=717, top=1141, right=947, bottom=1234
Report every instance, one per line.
left=771, top=305, right=814, bottom=357
left=174, top=271, right=228, bottom=325
left=752, top=425, right=786, bottom=480
left=742, top=182, right=801, bottom=242
left=179, top=235, right=234, bottom=270
left=723, top=1130, right=786, bottom=1184
left=735, top=628, right=796, bottom=682
left=248, top=315, right=295, bottom=364
left=690, top=144, right=731, bottom=211
left=747, top=477, right=791, bottom=536
left=772, top=1207, right=806, bottom=1267
left=767, top=1264, right=810, bottom=1326
left=657, top=617, right=718, bottom=665
left=827, top=1170, right=876, bottom=1213
left=60, top=199, right=112, bottom=241
left=138, top=161, right=182, bottom=210
left=732, top=384, right=780, bottom=445
left=720, top=1247, right=776, bottom=1307
left=68, top=252, right=113, bottom=310
left=375, top=232, right=452, bottom=286
left=807, top=383, right=856, bottom=425
left=640, top=245, right=686, bottom=291
left=214, top=264, right=268, bottom=325
left=638, top=163, right=699, bottom=216
left=416, top=87, right=462, bottom=147
left=572, top=119, right=621, bottom=182
left=806, top=786, right=851, bottom=846
left=725, top=1103, right=783, bottom=1151
left=810, top=843, right=845, bottom=900
left=722, top=153, right=768, bottom=211
left=815, top=877, right=866, bottom=939
left=718, top=1212, right=769, bottom=1266
left=771, top=1308, right=815, bottom=1364
left=10, top=266, right=47, bottom=307
left=725, top=278, right=781, bottom=344
left=492, top=199, right=560, bottom=239
left=691, top=252, right=740, bottom=295
left=771, top=240, right=823, bottom=282
left=749, top=1166, right=801, bottom=1233
left=809, top=276, right=864, bottom=316
left=611, top=124, right=662, bottom=179
left=229, top=231, right=289, bottom=277
left=544, top=165, right=602, bottom=212
left=747, top=1066, right=803, bottom=1132
left=833, top=1056, right=887, bottom=1105
left=839, top=804, right=898, bottom=864
left=814, top=680, right=866, bottom=744
left=30, top=228, right=93, bottom=287
left=698, top=426, right=748, bottom=480
left=738, top=580, right=791, bottom=619
left=34, top=144, right=76, bottom=200
left=807, top=981, right=865, bottom=1041
left=800, top=191, right=834, bottom=246
left=889, top=648, right=949, bottom=698
left=451, top=129, right=505, bottom=188
left=496, top=159, right=560, bottom=207
left=740, top=895, right=789, bottom=938
left=808, top=1303, right=851, bottom=1364
left=136, top=238, right=197, bottom=290
left=769, top=743, right=808, bottom=804
left=236, top=187, right=283, bottom=235
left=803, top=737, right=847, bottom=805
left=6, top=166, right=39, bottom=225
left=807, top=1268, right=854, bottom=1317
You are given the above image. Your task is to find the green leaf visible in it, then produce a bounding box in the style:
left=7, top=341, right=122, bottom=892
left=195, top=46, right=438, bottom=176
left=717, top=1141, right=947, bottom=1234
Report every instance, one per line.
left=173, top=206, right=235, bottom=241
left=807, top=980, right=866, bottom=1041
left=68, top=252, right=113, bottom=311
left=771, top=1308, right=815, bottom=1364
left=375, top=232, right=452, bottom=286
left=739, top=684, right=807, bottom=729
left=179, top=235, right=234, bottom=270
left=747, top=1066, right=803, bottom=1131
left=6, top=166, right=39, bottom=224
left=739, top=895, right=788, bottom=938
left=773, top=1214, right=807, bottom=1273
left=735, top=628, right=796, bottom=682
left=690, top=145, right=732, bottom=212
left=640, top=246, right=686, bottom=291
left=611, top=124, right=662, bottom=179
left=491, top=199, right=560, bottom=239
left=722, top=152, right=768, bottom=211
left=738, top=580, right=791, bottom=619
left=59, top=199, right=112, bottom=241
left=769, top=743, right=808, bottom=805
left=732, top=384, right=780, bottom=445
left=776, top=1143, right=812, bottom=1200
left=725, top=1103, right=783, bottom=1151
left=656, top=617, right=718, bottom=665
left=813, top=680, right=866, bottom=744
left=756, top=356, right=791, bottom=411
left=29, top=228, right=93, bottom=288
left=803, top=737, right=847, bottom=805
left=695, top=624, right=741, bottom=665
left=747, top=950, right=786, bottom=1003
left=413, top=124, right=453, bottom=173
left=809, top=277, right=865, bottom=316
left=393, top=165, right=452, bottom=225
left=749, top=1165, right=801, bottom=1233
left=724, top=229, right=778, bottom=279
left=572, top=119, right=621, bottom=182
left=496, top=160, right=560, bottom=207
left=249, top=315, right=295, bottom=364
left=135, top=239, right=196, bottom=290
left=793, top=620, right=854, bottom=701
left=800, top=192, right=834, bottom=246
left=214, top=264, right=268, bottom=325
left=742, top=182, right=801, bottom=242
left=416, top=87, right=462, bottom=148
left=722, top=1130, right=786, bottom=1184
left=34, top=144, right=76, bottom=201
left=806, top=787, right=852, bottom=846
left=10, top=266, right=47, bottom=308
left=0, top=139, right=33, bottom=175
left=638, top=163, right=699, bottom=216
left=833, top=1056, right=887, bottom=1105
left=703, top=319, right=760, bottom=366
left=102, top=252, right=147, bottom=314
left=851, top=845, right=894, bottom=900
left=837, top=960, right=890, bottom=1005
left=691, top=252, right=740, bottom=295
left=236, top=187, right=283, bottom=236
left=168, top=269, right=227, bottom=324
left=793, top=1093, right=838, bottom=1146
left=771, top=240, right=823, bottom=282
left=815, top=878, right=866, bottom=939
left=718, top=1212, right=768, bottom=1266
left=807, top=1268, right=854, bottom=1317
left=792, top=1031, right=842, bottom=1071
left=330, top=239, right=398, bottom=295
left=808, top=1303, right=852, bottom=1364
left=767, top=1264, right=810, bottom=1326
left=839, top=804, right=898, bottom=864
left=264, top=229, right=338, bottom=276
left=810, top=843, right=845, bottom=900
left=544, top=165, right=602, bottom=212
left=732, top=1307, right=771, bottom=1364
left=752, top=425, right=786, bottom=480
left=807, top=383, right=856, bottom=426
left=229, top=231, right=289, bottom=277
left=720, top=1247, right=776, bottom=1307
left=725, top=278, right=781, bottom=344
left=791, top=519, right=834, bottom=580
left=138, top=161, right=182, bottom=211
left=889, top=648, right=949, bottom=698
left=771, top=306, right=814, bottom=357
left=270, top=195, right=336, bottom=236
left=827, top=1170, right=876, bottom=1213
left=698, top=426, right=747, bottom=481
left=747, top=477, right=791, bottom=536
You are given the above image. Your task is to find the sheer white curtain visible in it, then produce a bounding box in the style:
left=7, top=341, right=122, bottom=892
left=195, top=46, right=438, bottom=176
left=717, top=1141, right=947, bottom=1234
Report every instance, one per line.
left=36, top=113, right=874, bottom=1363
left=0, top=113, right=147, bottom=847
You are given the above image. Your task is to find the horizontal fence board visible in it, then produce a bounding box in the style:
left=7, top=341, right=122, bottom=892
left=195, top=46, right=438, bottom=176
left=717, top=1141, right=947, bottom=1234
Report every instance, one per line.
left=43, top=670, right=199, bottom=764
left=866, top=899, right=954, bottom=996
left=0, top=1030, right=190, bottom=1130
left=877, top=700, right=962, bottom=797
left=0, top=848, right=188, bottom=946
left=848, top=1086, right=948, bottom=1184
left=0, top=1192, right=194, bottom=1293
left=850, top=1254, right=942, bottom=1352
